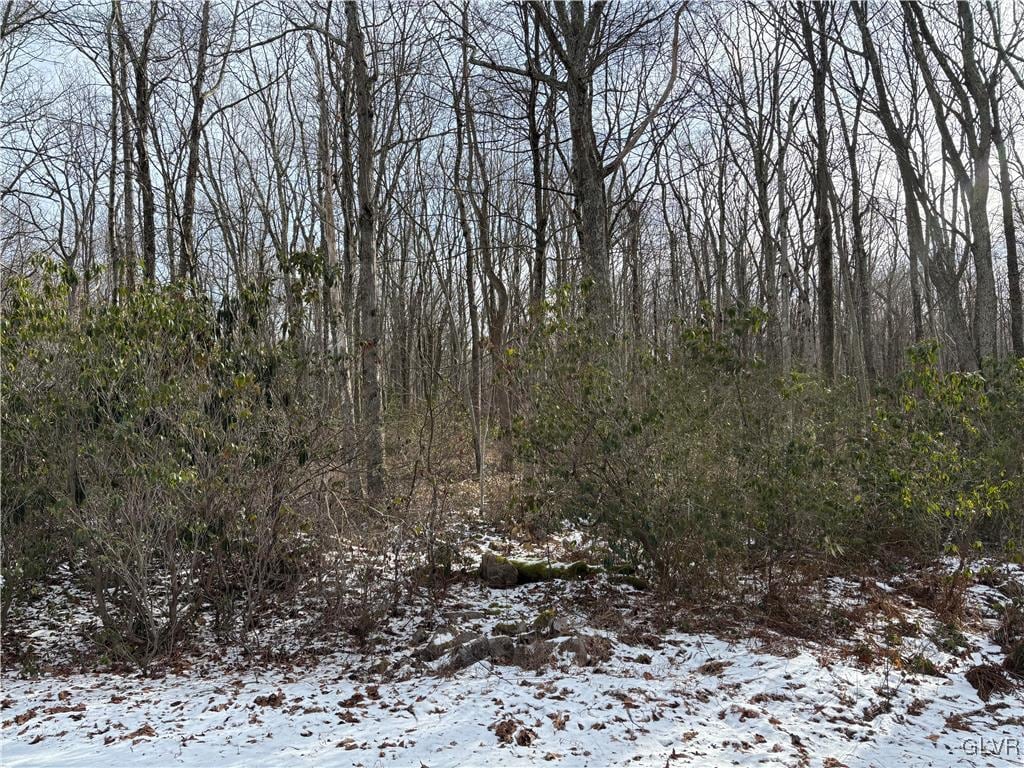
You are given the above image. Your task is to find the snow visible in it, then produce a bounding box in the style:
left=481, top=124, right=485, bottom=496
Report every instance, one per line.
left=2, top=550, right=1022, bottom=767
left=3, top=630, right=1020, bottom=767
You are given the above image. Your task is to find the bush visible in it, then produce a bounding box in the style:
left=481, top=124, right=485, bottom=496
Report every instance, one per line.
left=2, top=262, right=351, bottom=664
left=854, top=344, right=1021, bottom=567
left=518, top=297, right=1023, bottom=599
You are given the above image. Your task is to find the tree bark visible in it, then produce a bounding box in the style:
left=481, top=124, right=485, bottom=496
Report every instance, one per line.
left=800, top=2, right=834, bottom=380
left=310, top=32, right=361, bottom=498
left=106, top=12, right=120, bottom=304
left=853, top=4, right=935, bottom=356
left=114, top=0, right=159, bottom=283
left=179, top=0, right=211, bottom=285
left=992, top=93, right=1023, bottom=357
left=905, top=2, right=997, bottom=364
left=346, top=2, right=385, bottom=497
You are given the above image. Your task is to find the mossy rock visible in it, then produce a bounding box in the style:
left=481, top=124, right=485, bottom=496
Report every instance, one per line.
left=533, top=608, right=556, bottom=630
left=608, top=573, right=649, bottom=591
left=479, top=553, right=519, bottom=588
left=493, top=621, right=525, bottom=637
left=481, top=554, right=598, bottom=585
left=507, top=557, right=596, bottom=582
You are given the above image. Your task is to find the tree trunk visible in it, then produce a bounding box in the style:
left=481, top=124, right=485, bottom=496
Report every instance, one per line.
left=566, top=67, right=612, bottom=335
left=179, top=0, right=211, bottom=285
left=346, top=2, right=385, bottom=497
left=310, top=34, right=360, bottom=498
left=992, top=97, right=1023, bottom=357
left=132, top=40, right=156, bottom=282
left=801, top=2, right=834, bottom=380
left=904, top=2, right=996, bottom=364
left=117, top=27, right=136, bottom=295
left=106, top=14, right=120, bottom=305
left=854, top=3, right=931, bottom=349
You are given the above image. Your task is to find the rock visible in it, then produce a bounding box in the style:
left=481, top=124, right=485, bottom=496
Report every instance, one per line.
left=417, top=630, right=480, bottom=662
left=479, top=553, right=518, bottom=588
left=449, top=635, right=515, bottom=670
left=489, top=635, right=515, bottom=659
left=410, top=626, right=430, bottom=645
left=550, top=617, right=572, bottom=636
left=508, top=558, right=596, bottom=583
left=513, top=639, right=554, bottom=670
left=530, top=609, right=572, bottom=638
left=559, top=634, right=612, bottom=666
left=415, top=644, right=441, bottom=662
left=444, top=609, right=487, bottom=622
left=493, top=621, right=528, bottom=637
left=451, top=637, right=493, bottom=669
left=478, top=553, right=599, bottom=587
left=608, top=573, right=649, bottom=590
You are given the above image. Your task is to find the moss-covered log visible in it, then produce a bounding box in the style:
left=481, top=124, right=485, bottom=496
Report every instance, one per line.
left=478, top=553, right=647, bottom=589
left=502, top=556, right=598, bottom=582
left=479, top=553, right=599, bottom=587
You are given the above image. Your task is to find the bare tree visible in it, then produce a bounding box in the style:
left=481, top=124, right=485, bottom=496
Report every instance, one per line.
left=346, top=1, right=385, bottom=497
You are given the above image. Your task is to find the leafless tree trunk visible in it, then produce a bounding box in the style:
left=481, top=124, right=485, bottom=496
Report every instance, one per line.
left=905, top=2, right=997, bottom=364
left=178, top=0, right=210, bottom=285
left=992, top=87, right=1023, bottom=357
left=799, top=1, right=834, bottom=380
left=114, top=0, right=159, bottom=283
left=346, top=1, right=385, bottom=497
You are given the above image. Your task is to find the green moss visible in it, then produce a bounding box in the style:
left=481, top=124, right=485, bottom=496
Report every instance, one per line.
left=533, top=608, right=556, bottom=630
left=493, top=621, right=522, bottom=636
left=609, top=563, right=638, bottom=576
left=608, top=573, right=649, bottom=590
left=904, top=653, right=943, bottom=677
left=491, top=555, right=598, bottom=583
left=931, top=623, right=969, bottom=654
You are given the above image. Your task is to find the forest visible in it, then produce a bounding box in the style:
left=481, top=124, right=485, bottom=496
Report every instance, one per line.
left=1, top=1, right=1023, bottom=766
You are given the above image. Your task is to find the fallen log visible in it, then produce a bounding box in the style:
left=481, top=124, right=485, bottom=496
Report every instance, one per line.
left=478, top=553, right=600, bottom=588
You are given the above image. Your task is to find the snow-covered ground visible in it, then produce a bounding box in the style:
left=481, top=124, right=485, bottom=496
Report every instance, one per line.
left=2, top=541, right=1022, bottom=768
